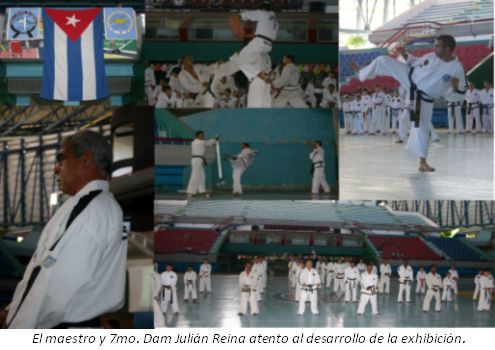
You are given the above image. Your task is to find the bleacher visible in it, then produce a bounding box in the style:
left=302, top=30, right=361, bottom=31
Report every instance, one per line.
left=406, top=0, right=493, bottom=25
left=155, top=229, right=219, bottom=254
left=426, top=237, right=487, bottom=261
left=263, top=224, right=330, bottom=232
left=339, top=48, right=388, bottom=82
left=368, top=235, right=442, bottom=260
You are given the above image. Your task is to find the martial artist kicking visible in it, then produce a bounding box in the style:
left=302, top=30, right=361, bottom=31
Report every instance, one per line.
left=344, top=260, right=360, bottom=303
left=351, top=35, right=466, bottom=172
left=397, top=260, right=414, bottom=303
left=297, top=260, right=321, bottom=315
left=423, top=265, right=442, bottom=312
left=379, top=259, right=391, bottom=294
left=228, top=143, right=258, bottom=196
left=211, top=2, right=278, bottom=107
left=238, top=262, right=259, bottom=316
left=186, top=131, right=218, bottom=198
left=199, top=258, right=212, bottom=294
left=307, top=140, right=331, bottom=195
left=184, top=266, right=198, bottom=303
left=161, top=264, right=179, bottom=315
left=357, top=263, right=379, bottom=315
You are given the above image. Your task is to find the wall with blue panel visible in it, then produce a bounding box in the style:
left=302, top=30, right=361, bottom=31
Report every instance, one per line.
left=155, top=108, right=336, bottom=191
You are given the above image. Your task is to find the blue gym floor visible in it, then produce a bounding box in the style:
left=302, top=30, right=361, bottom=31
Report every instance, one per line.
left=157, top=275, right=494, bottom=327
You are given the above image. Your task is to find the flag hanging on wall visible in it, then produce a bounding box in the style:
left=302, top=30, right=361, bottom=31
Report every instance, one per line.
left=40, top=8, right=108, bottom=102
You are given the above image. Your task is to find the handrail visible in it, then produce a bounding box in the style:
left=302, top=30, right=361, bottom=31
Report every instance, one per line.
left=380, top=21, right=442, bottom=48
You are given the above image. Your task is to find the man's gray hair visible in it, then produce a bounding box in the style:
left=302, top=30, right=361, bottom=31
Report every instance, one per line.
left=63, top=130, right=112, bottom=176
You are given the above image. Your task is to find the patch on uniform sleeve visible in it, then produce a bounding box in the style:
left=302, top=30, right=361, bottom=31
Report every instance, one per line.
left=442, top=74, right=452, bottom=82
left=42, top=255, right=57, bottom=269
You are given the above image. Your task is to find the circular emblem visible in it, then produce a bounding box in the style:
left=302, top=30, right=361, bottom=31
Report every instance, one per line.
left=10, top=11, right=38, bottom=38
left=442, top=74, right=452, bottom=82
left=107, top=11, right=134, bottom=35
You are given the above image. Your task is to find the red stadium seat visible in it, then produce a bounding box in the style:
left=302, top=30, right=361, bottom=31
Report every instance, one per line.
left=155, top=229, right=219, bottom=254
left=368, top=235, right=441, bottom=261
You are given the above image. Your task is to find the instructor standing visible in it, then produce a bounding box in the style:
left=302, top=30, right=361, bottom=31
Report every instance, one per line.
left=1, top=131, right=127, bottom=328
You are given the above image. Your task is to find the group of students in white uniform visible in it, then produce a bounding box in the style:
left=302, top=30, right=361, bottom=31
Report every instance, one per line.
left=184, top=131, right=332, bottom=197
left=286, top=257, right=493, bottom=316
left=154, top=259, right=213, bottom=319
left=341, top=80, right=494, bottom=138
left=144, top=3, right=339, bottom=109
left=146, top=59, right=339, bottom=109
left=153, top=255, right=493, bottom=324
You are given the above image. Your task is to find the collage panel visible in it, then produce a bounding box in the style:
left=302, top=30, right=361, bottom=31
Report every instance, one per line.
left=0, top=1, right=155, bottom=329
left=154, top=199, right=495, bottom=327
left=155, top=108, right=338, bottom=199
left=144, top=1, right=338, bottom=109
left=0, top=105, right=155, bottom=329
left=338, top=0, right=494, bottom=200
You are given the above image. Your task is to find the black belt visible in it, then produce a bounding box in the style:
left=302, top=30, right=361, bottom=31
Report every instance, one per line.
left=468, top=102, right=479, bottom=114
left=302, top=285, right=317, bottom=292
left=162, top=286, right=175, bottom=304
left=310, top=161, right=324, bottom=174
left=448, top=101, right=462, bottom=115
left=255, top=34, right=273, bottom=43
left=192, top=155, right=207, bottom=166
left=52, top=316, right=101, bottom=329
left=482, top=104, right=494, bottom=114
left=361, top=287, right=377, bottom=295
left=242, top=287, right=255, bottom=295
left=391, top=108, right=402, bottom=117
left=409, top=67, right=434, bottom=127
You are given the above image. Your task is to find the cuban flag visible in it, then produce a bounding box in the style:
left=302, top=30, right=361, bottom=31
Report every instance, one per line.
left=40, top=8, right=108, bottom=101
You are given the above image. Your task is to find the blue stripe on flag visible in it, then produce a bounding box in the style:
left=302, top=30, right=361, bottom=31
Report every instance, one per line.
left=93, top=11, right=108, bottom=100
left=67, top=36, right=83, bottom=101
left=40, top=10, right=55, bottom=100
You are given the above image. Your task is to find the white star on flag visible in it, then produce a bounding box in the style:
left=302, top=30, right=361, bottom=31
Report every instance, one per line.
left=65, top=14, right=81, bottom=27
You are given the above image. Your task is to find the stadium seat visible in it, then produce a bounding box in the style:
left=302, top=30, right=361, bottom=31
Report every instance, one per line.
left=263, top=224, right=330, bottom=232
left=368, top=235, right=441, bottom=260
left=426, top=237, right=487, bottom=261
left=155, top=229, right=219, bottom=254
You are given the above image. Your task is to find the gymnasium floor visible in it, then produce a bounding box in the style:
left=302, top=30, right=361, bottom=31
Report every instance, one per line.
left=156, top=190, right=339, bottom=200
left=157, top=275, right=494, bottom=328
left=339, top=130, right=494, bottom=200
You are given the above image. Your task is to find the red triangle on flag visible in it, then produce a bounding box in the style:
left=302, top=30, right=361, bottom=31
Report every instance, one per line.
left=45, top=8, right=102, bottom=42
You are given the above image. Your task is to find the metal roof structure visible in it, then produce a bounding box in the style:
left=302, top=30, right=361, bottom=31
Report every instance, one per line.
left=154, top=200, right=439, bottom=232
